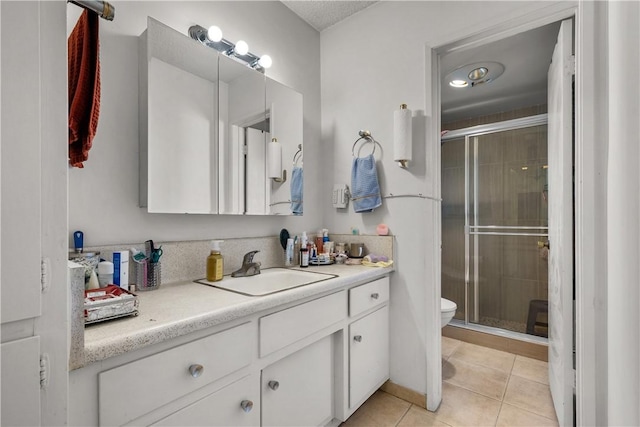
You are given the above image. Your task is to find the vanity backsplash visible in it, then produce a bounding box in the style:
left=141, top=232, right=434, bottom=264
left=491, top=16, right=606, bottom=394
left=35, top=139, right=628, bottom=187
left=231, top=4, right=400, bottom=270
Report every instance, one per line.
left=84, top=234, right=394, bottom=286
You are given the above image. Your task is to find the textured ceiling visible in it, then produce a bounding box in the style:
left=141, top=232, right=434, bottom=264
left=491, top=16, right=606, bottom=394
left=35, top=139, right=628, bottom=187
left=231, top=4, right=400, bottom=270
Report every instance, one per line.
left=281, top=1, right=378, bottom=32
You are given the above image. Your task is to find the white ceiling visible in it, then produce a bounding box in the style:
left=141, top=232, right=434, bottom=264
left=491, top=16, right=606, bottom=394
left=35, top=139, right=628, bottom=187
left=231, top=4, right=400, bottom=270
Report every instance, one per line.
left=281, top=1, right=378, bottom=32
left=280, top=1, right=562, bottom=124
left=440, top=21, right=562, bottom=123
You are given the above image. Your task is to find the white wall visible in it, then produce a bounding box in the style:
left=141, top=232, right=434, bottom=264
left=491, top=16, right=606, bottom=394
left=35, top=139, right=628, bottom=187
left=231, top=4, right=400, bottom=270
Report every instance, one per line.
left=606, top=1, right=640, bottom=424
left=67, top=1, right=321, bottom=246
left=320, top=0, right=565, bottom=401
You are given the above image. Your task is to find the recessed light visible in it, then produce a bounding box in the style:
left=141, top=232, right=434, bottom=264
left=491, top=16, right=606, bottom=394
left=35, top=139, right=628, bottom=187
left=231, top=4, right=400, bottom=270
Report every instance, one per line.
left=444, top=62, right=505, bottom=89
left=468, top=67, right=488, bottom=81
left=449, top=79, right=468, bottom=88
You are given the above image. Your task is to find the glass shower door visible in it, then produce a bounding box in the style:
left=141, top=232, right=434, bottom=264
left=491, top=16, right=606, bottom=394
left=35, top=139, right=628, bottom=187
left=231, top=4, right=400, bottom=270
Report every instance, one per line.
left=466, top=125, right=549, bottom=335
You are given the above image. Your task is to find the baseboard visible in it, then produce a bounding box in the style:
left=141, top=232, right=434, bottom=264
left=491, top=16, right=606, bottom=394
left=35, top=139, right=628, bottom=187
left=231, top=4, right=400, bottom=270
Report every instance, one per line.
left=380, top=380, right=427, bottom=409
left=443, top=325, right=548, bottom=361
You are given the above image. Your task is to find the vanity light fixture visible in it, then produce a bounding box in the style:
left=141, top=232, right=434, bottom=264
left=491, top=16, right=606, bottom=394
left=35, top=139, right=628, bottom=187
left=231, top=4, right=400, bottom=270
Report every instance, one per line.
left=188, top=24, right=272, bottom=73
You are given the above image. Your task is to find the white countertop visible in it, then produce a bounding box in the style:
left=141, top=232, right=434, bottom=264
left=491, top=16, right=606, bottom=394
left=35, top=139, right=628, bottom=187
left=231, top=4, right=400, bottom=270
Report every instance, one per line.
left=80, top=264, right=393, bottom=368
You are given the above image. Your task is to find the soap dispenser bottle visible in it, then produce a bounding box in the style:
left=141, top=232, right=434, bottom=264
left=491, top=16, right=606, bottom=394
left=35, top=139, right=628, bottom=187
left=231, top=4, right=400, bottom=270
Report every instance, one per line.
left=206, top=240, right=224, bottom=282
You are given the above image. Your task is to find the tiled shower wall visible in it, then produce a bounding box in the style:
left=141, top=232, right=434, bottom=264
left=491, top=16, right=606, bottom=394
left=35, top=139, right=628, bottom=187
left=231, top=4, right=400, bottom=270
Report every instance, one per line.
left=442, top=106, right=549, bottom=332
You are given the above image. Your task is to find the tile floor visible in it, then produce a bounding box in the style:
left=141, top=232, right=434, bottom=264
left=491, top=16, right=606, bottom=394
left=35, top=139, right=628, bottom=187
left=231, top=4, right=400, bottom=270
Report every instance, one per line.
left=342, top=337, right=558, bottom=427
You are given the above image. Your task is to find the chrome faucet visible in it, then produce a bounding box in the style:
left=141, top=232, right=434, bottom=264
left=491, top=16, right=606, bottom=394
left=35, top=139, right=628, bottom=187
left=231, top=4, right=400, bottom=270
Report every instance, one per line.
left=231, top=250, right=261, bottom=277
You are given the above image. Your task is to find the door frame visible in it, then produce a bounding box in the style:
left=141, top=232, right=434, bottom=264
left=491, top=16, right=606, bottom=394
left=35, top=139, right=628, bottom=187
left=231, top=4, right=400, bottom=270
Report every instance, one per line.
left=424, top=2, right=598, bottom=423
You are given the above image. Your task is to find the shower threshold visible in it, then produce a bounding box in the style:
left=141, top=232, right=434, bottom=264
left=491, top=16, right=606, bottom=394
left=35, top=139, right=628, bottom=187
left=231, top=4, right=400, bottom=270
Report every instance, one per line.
left=448, top=319, right=548, bottom=346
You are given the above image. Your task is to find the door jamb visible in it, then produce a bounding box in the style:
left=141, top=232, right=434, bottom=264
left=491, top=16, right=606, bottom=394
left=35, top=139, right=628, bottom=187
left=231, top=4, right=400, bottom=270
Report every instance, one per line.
left=425, top=4, right=596, bottom=424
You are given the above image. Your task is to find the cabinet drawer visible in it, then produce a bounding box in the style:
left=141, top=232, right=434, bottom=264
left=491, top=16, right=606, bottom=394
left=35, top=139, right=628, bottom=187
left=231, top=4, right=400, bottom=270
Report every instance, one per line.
left=153, top=374, right=259, bottom=426
left=99, top=322, right=252, bottom=426
left=260, top=291, right=346, bottom=357
left=349, top=277, right=389, bottom=317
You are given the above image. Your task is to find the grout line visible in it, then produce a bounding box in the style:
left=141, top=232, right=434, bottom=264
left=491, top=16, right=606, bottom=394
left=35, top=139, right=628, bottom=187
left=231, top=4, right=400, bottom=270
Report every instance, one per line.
left=394, top=403, right=413, bottom=427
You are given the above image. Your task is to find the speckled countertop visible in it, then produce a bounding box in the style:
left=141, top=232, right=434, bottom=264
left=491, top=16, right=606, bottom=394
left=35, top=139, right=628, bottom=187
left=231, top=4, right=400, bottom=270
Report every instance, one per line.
left=80, top=264, right=393, bottom=368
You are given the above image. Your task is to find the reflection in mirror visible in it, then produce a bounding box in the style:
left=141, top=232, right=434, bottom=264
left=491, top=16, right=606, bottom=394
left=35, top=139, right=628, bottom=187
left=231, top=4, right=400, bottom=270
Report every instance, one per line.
left=218, top=53, right=267, bottom=214
left=140, top=17, right=303, bottom=215
left=266, top=79, right=303, bottom=215
left=140, top=17, right=218, bottom=213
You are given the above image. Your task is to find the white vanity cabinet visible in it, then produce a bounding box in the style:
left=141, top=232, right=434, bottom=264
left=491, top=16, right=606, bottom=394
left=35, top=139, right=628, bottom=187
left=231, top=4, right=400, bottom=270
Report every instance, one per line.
left=70, top=272, right=392, bottom=427
left=261, top=335, right=334, bottom=427
left=347, top=277, right=390, bottom=410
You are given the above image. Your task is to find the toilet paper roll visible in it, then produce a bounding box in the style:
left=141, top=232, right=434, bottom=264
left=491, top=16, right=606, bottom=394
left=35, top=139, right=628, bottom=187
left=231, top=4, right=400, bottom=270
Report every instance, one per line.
left=394, top=106, right=412, bottom=163
left=268, top=138, right=282, bottom=179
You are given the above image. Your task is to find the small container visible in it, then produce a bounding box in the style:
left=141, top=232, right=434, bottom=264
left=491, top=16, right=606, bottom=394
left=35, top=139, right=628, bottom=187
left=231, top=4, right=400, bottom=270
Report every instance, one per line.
left=135, top=259, right=161, bottom=291
left=97, top=261, right=114, bottom=287
left=315, top=231, right=324, bottom=254
left=293, top=239, right=301, bottom=265
left=300, top=247, right=309, bottom=267
left=285, top=238, right=294, bottom=266
left=350, top=243, right=365, bottom=258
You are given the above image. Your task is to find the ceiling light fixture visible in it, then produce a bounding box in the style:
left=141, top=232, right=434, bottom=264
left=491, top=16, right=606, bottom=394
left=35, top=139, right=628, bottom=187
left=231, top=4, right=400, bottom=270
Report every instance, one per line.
left=468, top=67, right=488, bottom=81
left=444, top=61, right=505, bottom=89
left=188, top=24, right=272, bottom=73
left=449, top=80, right=468, bottom=88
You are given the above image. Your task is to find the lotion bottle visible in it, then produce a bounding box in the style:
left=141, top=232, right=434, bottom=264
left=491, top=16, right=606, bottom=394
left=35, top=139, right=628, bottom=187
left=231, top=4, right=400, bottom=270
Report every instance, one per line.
left=206, top=240, right=224, bottom=282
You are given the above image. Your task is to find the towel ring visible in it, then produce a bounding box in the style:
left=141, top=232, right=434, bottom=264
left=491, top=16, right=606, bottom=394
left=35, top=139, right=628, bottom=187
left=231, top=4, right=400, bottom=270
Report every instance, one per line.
left=293, top=144, right=303, bottom=166
left=352, top=130, right=377, bottom=157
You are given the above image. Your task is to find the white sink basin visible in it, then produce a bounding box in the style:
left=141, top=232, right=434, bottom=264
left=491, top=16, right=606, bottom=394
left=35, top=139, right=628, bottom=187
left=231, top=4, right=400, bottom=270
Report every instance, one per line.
left=196, top=268, right=337, bottom=296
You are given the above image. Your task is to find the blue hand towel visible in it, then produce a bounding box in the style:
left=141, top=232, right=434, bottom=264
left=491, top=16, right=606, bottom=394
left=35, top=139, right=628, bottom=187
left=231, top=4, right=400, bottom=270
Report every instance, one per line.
left=351, top=154, right=382, bottom=213
left=290, top=166, right=303, bottom=215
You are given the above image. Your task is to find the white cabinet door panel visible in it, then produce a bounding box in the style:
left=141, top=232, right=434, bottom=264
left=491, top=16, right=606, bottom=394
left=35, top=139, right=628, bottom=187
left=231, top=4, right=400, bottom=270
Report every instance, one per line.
left=262, top=335, right=333, bottom=427
left=1, top=337, right=41, bottom=426
left=349, top=305, right=389, bottom=408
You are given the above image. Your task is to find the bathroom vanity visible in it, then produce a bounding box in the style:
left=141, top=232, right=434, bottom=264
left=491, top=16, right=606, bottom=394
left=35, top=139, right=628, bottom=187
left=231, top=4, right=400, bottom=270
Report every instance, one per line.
left=69, top=265, right=392, bottom=426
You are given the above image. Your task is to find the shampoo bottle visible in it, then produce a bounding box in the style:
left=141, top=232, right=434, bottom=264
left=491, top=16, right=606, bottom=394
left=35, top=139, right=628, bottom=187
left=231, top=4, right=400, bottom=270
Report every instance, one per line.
left=206, top=240, right=224, bottom=282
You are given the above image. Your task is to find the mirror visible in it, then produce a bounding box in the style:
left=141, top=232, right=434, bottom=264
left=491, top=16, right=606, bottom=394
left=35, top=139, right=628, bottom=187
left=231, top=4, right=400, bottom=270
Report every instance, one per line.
left=218, top=52, right=267, bottom=214
left=140, top=17, right=303, bottom=215
left=139, top=18, right=219, bottom=213
left=266, top=78, right=303, bottom=215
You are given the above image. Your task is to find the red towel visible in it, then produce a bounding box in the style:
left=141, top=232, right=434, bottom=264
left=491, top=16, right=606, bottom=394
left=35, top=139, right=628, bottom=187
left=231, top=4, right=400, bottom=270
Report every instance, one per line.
left=68, top=10, right=101, bottom=168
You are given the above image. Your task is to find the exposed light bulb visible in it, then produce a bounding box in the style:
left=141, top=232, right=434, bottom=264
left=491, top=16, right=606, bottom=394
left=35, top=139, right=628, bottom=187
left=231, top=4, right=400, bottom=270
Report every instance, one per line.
left=258, top=55, right=273, bottom=69
left=207, top=25, right=223, bottom=42
left=235, top=40, right=249, bottom=55
left=449, top=79, right=468, bottom=88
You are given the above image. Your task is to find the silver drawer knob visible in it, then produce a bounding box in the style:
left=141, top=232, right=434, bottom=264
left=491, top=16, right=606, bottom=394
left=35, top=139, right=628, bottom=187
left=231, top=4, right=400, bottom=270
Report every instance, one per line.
left=240, top=400, right=253, bottom=413
left=371, top=293, right=380, bottom=299
left=188, top=364, right=204, bottom=378
left=353, top=335, right=363, bottom=342
left=268, top=380, right=280, bottom=391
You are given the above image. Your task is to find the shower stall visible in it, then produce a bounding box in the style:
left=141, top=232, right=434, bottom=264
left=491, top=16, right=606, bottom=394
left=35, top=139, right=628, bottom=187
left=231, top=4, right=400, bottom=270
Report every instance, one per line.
left=441, top=114, right=549, bottom=341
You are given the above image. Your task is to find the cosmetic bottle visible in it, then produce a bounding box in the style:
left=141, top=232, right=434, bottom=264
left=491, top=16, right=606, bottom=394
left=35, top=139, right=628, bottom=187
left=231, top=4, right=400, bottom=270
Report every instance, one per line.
left=315, top=231, right=324, bottom=254
left=285, top=238, right=294, bottom=266
left=206, top=240, right=224, bottom=282
left=300, top=247, right=309, bottom=267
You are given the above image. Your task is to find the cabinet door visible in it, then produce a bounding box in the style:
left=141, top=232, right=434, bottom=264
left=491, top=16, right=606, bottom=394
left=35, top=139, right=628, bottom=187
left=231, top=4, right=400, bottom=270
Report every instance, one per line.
left=262, top=335, right=333, bottom=427
left=349, top=305, right=389, bottom=408
left=1, top=337, right=41, bottom=426
left=153, top=375, right=259, bottom=426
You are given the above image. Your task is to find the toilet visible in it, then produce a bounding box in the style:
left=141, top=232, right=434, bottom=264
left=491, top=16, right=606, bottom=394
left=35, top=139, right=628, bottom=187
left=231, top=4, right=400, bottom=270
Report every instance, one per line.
left=441, top=298, right=457, bottom=327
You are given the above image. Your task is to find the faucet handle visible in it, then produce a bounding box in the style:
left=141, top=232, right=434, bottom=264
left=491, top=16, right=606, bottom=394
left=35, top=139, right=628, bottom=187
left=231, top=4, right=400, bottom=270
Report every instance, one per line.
left=243, top=250, right=259, bottom=264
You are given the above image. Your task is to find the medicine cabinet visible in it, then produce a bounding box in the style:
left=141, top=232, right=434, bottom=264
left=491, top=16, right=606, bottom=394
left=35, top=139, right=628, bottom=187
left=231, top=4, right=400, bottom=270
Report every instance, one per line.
left=139, top=17, right=303, bottom=215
